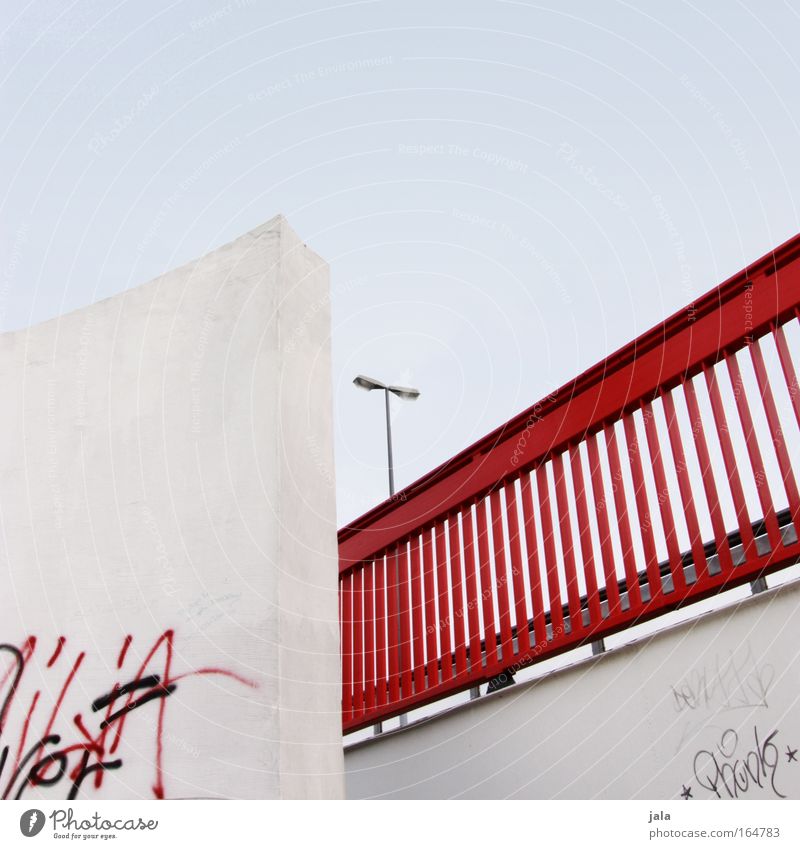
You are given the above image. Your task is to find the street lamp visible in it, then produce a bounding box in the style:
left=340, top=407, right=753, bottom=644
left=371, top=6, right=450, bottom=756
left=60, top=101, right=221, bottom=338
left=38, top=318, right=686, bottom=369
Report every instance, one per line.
left=353, top=374, right=420, bottom=734
left=352, top=375, right=420, bottom=497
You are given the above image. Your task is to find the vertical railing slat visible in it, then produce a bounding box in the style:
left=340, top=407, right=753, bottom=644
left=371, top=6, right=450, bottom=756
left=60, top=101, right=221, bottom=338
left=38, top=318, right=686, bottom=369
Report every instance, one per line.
left=476, top=499, right=499, bottom=666
left=726, top=353, right=782, bottom=550
left=363, top=562, right=375, bottom=712
left=569, top=444, right=602, bottom=627
left=352, top=567, right=364, bottom=716
left=748, top=339, right=800, bottom=541
left=773, top=323, right=800, bottom=430
left=587, top=432, right=621, bottom=617
left=341, top=572, right=353, bottom=722
left=386, top=548, right=400, bottom=704
left=423, top=528, right=439, bottom=688
left=504, top=479, right=531, bottom=656
left=552, top=452, right=584, bottom=632
left=683, top=380, right=734, bottom=574
left=520, top=473, right=548, bottom=648
left=604, top=424, right=643, bottom=610
left=642, top=400, right=686, bottom=595
left=398, top=543, right=413, bottom=701
left=536, top=464, right=565, bottom=637
left=623, top=414, right=663, bottom=603
left=704, top=365, right=758, bottom=563
left=662, top=390, right=708, bottom=583
left=773, top=323, right=800, bottom=539
left=490, top=488, right=515, bottom=663
left=448, top=512, right=469, bottom=676
left=374, top=556, right=387, bottom=707
left=410, top=534, right=425, bottom=695
left=462, top=504, right=483, bottom=673
left=436, top=521, right=453, bottom=681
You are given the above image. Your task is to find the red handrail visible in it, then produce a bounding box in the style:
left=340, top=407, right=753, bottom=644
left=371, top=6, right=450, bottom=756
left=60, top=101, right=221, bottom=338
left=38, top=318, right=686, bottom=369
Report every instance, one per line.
left=338, top=233, right=800, bottom=733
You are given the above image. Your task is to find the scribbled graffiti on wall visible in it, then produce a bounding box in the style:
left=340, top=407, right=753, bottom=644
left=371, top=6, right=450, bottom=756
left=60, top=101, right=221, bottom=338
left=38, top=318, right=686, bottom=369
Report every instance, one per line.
left=691, top=725, right=790, bottom=799
left=0, top=632, right=257, bottom=800
left=669, top=646, right=774, bottom=715
left=670, top=644, right=798, bottom=800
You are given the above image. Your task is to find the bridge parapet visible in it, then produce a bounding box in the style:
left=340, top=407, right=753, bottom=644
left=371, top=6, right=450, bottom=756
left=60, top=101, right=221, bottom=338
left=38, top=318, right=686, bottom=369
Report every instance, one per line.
left=339, top=233, right=800, bottom=733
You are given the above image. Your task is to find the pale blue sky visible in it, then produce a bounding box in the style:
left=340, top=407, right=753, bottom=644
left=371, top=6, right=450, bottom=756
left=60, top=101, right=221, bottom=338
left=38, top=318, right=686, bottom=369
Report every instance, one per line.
left=2, top=0, right=799, bottom=524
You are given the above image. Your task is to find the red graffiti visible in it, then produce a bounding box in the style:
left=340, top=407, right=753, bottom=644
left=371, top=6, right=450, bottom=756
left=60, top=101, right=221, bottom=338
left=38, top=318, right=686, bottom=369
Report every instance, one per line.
left=116, top=635, right=132, bottom=669
left=0, top=632, right=257, bottom=800
left=46, top=637, right=66, bottom=668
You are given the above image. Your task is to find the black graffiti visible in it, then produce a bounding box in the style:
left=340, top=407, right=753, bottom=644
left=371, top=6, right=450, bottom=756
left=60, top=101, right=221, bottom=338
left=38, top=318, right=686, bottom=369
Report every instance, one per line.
left=91, top=674, right=162, bottom=711
left=0, top=631, right=254, bottom=800
left=692, top=726, right=784, bottom=799
left=99, top=683, right=177, bottom=730
left=65, top=751, right=123, bottom=801
left=19, top=747, right=69, bottom=799
left=0, top=644, right=24, bottom=731
left=3, top=735, right=62, bottom=800
left=0, top=648, right=177, bottom=800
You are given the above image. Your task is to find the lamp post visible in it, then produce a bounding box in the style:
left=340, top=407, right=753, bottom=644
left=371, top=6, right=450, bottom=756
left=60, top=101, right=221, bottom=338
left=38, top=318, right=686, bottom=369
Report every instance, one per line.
left=352, top=375, right=420, bottom=498
left=353, top=374, right=420, bottom=732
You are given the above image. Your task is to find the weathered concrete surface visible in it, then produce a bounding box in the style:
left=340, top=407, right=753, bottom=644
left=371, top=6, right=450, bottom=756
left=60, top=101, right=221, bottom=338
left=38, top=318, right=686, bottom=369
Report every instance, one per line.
left=0, top=215, right=344, bottom=799
left=346, top=578, right=800, bottom=799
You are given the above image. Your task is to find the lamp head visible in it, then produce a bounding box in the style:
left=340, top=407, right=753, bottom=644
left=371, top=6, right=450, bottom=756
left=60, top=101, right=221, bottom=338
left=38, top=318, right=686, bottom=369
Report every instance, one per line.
left=353, top=375, right=420, bottom=401
left=388, top=385, right=420, bottom=401
left=353, top=374, right=386, bottom=392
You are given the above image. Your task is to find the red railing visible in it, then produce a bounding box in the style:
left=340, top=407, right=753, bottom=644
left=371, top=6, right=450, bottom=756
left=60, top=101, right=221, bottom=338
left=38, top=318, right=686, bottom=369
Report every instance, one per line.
left=338, top=233, right=800, bottom=733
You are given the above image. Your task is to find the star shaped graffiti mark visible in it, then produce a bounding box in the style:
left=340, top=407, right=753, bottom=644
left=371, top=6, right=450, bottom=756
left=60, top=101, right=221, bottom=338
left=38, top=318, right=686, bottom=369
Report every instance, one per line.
left=787, top=746, right=797, bottom=763
left=681, top=785, right=693, bottom=800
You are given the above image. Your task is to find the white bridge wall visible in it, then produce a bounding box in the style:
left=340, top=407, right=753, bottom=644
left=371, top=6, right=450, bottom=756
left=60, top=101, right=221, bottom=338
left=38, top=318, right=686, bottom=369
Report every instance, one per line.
left=346, top=579, right=800, bottom=800
left=0, top=215, right=344, bottom=800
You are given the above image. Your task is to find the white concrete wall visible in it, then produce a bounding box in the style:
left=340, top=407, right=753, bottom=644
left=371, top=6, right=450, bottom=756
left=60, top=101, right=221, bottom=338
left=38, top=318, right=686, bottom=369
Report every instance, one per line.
left=0, top=215, right=344, bottom=800
left=346, top=579, right=800, bottom=799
